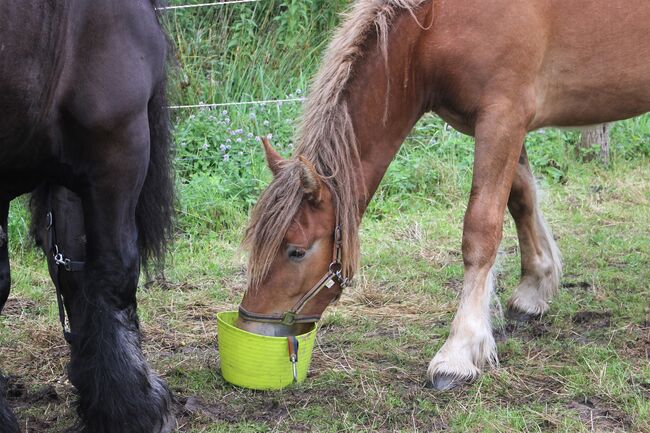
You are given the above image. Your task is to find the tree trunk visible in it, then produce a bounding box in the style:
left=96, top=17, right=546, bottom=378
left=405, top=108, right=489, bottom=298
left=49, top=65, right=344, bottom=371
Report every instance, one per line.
left=578, top=123, right=611, bottom=164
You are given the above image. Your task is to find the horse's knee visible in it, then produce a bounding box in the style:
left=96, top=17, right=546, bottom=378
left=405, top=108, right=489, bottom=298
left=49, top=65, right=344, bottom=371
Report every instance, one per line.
left=85, top=253, right=140, bottom=308
left=508, top=188, right=534, bottom=220
left=462, top=213, right=502, bottom=269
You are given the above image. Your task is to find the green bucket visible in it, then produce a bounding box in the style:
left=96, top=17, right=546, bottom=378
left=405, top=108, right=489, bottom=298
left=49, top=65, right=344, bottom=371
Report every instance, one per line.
left=216, top=311, right=317, bottom=390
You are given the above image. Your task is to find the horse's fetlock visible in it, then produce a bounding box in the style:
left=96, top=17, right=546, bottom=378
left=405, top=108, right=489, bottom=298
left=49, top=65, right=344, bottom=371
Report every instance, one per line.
left=69, top=303, right=172, bottom=433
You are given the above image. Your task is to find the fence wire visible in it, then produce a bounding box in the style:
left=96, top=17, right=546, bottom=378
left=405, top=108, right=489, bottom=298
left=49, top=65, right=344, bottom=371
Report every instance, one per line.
left=169, top=97, right=306, bottom=110
left=157, top=0, right=260, bottom=11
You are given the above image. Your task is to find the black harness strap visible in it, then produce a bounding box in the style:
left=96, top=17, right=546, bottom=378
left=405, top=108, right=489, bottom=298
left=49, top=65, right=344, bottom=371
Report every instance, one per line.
left=46, top=191, right=84, bottom=345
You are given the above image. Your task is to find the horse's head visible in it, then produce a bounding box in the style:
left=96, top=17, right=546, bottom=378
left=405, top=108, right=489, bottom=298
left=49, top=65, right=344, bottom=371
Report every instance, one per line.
left=238, top=138, right=348, bottom=337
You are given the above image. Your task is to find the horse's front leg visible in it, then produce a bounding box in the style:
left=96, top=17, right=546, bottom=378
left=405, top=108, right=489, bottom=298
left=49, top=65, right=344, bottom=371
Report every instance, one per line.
left=0, top=201, right=10, bottom=312
left=506, top=148, right=562, bottom=321
left=0, top=202, right=19, bottom=433
left=428, top=102, right=529, bottom=390
left=68, top=116, right=173, bottom=433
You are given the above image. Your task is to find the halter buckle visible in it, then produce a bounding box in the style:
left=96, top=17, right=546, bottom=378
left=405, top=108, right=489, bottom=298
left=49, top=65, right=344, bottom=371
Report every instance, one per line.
left=337, top=273, right=350, bottom=289
left=328, top=262, right=342, bottom=274
left=334, top=225, right=342, bottom=245
left=53, top=252, right=65, bottom=266
left=53, top=252, right=73, bottom=271
left=282, top=311, right=297, bottom=326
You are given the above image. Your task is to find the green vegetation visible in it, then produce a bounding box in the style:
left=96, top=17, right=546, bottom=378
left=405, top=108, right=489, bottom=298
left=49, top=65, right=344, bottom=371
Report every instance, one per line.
left=2, top=1, right=649, bottom=431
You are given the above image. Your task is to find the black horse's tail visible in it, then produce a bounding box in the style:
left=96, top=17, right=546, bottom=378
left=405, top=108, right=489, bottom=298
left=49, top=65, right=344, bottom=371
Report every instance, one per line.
left=137, top=77, right=175, bottom=270
left=141, top=3, right=174, bottom=267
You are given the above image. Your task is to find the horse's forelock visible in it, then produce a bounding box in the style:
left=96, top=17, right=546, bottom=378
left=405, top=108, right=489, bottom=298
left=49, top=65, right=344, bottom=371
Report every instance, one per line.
left=244, top=162, right=304, bottom=290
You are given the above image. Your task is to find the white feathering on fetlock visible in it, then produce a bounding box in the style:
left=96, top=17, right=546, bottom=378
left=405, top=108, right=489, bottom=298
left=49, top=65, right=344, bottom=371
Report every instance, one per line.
left=508, top=211, right=562, bottom=316
left=428, top=272, right=499, bottom=383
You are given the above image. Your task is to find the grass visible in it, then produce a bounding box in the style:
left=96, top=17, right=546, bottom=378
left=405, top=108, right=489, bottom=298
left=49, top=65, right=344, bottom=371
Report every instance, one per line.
left=2, top=124, right=648, bottom=432
left=163, top=0, right=348, bottom=105
left=1, top=0, right=649, bottom=431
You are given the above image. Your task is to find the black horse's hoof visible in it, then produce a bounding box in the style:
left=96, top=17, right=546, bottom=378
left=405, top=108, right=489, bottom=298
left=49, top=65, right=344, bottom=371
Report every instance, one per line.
left=0, top=376, right=19, bottom=433
left=505, top=305, right=542, bottom=323
left=425, top=373, right=471, bottom=391
left=158, top=412, right=177, bottom=433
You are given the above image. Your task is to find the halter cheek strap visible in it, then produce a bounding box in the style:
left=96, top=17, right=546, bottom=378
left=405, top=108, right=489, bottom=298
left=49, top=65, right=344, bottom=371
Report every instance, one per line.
left=238, top=222, right=350, bottom=326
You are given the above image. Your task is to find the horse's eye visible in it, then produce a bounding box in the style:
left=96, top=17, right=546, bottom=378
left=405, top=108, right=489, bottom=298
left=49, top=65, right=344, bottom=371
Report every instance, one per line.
left=288, top=246, right=307, bottom=261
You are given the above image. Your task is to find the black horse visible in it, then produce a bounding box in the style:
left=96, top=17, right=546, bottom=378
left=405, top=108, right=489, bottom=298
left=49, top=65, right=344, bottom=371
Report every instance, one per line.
left=0, top=1, right=175, bottom=432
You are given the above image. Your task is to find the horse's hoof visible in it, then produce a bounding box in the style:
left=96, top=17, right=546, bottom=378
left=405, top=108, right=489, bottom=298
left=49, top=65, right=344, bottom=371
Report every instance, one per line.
left=425, top=373, right=470, bottom=391
left=505, top=306, right=542, bottom=323
left=158, top=413, right=176, bottom=433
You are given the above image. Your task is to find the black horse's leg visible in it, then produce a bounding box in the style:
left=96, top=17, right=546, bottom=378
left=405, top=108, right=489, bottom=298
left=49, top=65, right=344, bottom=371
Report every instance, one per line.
left=67, top=115, right=173, bottom=433
left=38, top=185, right=86, bottom=323
left=0, top=201, right=10, bottom=312
left=0, top=379, right=19, bottom=433
left=0, top=203, right=18, bottom=433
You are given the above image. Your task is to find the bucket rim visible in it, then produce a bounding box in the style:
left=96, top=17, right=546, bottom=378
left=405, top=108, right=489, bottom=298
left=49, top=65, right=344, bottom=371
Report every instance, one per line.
left=217, top=310, right=317, bottom=341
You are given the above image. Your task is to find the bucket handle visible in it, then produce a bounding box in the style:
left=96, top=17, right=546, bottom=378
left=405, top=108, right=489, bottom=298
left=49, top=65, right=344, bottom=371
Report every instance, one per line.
left=287, top=336, right=299, bottom=383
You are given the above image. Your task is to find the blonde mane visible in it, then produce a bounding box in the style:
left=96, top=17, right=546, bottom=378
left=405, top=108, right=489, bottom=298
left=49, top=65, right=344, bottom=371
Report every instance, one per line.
left=244, top=0, right=429, bottom=289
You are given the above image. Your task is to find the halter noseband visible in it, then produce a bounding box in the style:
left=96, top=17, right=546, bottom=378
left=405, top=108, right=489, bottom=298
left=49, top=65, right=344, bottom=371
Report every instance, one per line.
left=238, top=218, right=350, bottom=326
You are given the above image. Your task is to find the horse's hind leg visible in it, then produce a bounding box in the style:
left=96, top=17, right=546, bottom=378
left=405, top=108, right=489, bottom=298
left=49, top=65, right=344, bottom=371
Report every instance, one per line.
left=67, top=115, right=173, bottom=433
left=0, top=201, right=10, bottom=313
left=506, top=148, right=562, bottom=321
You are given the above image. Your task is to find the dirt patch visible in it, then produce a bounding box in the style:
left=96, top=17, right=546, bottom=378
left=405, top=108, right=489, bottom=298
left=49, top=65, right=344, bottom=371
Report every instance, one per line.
left=4, top=376, right=59, bottom=407
left=1, top=374, right=73, bottom=433
left=177, top=395, right=239, bottom=423
left=1, top=297, right=38, bottom=317
left=561, top=280, right=593, bottom=291
left=621, top=323, right=650, bottom=364
left=567, top=396, right=632, bottom=433
left=174, top=390, right=332, bottom=431
left=504, top=319, right=555, bottom=342
left=572, top=310, right=612, bottom=329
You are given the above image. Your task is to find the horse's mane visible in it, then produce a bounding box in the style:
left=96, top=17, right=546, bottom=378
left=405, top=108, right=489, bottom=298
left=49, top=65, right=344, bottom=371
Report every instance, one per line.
left=244, top=0, right=429, bottom=289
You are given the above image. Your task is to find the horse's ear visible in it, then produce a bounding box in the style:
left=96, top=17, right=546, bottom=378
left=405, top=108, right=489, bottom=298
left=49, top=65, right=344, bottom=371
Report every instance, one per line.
left=297, top=156, right=322, bottom=205
left=261, top=136, right=283, bottom=176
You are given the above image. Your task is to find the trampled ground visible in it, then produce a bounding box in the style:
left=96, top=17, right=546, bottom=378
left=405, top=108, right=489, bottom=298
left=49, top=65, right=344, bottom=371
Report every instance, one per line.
left=1, top=157, right=648, bottom=432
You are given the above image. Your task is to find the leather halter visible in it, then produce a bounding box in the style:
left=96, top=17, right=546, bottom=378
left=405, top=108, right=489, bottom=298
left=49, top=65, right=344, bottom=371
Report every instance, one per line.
left=238, top=216, right=350, bottom=326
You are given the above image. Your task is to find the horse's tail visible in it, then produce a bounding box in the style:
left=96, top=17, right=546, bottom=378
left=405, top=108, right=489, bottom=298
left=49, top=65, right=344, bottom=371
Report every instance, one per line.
left=137, top=76, right=175, bottom=269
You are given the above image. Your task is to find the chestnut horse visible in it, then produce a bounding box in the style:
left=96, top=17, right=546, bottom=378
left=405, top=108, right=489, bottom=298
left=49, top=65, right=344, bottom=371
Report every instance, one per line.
left=0, top=1, right=174, bottom=432
left=239, top=0, right=650, bottom=390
